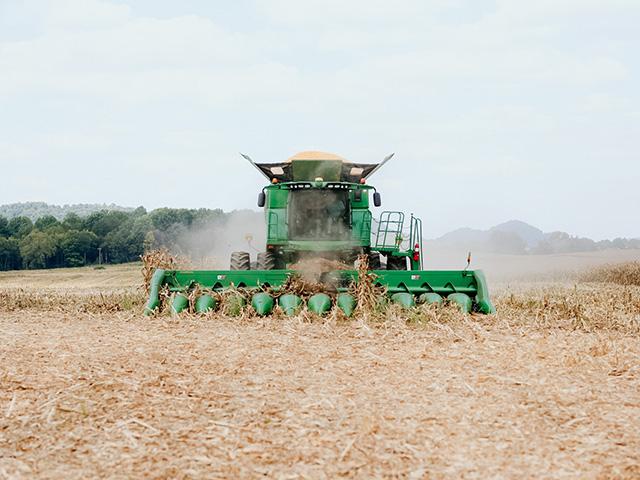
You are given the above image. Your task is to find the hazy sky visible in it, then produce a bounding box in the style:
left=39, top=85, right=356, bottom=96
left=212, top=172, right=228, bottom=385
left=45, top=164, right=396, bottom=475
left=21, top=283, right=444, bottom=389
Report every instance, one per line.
left=0, top=0, right=638, bottom=240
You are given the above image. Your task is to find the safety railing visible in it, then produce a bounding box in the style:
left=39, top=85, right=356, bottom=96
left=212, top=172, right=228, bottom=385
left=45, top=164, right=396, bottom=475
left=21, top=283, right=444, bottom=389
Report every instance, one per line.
left=373, top=211, right=405, bottom=250
left=408, top=214, right=423, bottom=269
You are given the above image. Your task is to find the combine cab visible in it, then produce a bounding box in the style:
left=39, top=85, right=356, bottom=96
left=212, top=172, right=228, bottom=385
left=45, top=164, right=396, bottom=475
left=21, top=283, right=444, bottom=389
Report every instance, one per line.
left=145, top=151, right=495, bottom=316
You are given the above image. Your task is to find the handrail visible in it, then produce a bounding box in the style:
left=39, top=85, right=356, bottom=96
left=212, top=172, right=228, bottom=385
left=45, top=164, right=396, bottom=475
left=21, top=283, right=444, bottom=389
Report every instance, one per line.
left=374, top=211, right=405, bottom=250
left=409, top=215, right=424, bottom=269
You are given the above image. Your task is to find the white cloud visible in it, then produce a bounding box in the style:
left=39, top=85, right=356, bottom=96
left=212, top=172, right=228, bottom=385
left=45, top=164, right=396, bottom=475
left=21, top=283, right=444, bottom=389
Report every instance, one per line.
left=0, top=0, right=638, bottom=239
left=43, top=0, right=131, bottom=30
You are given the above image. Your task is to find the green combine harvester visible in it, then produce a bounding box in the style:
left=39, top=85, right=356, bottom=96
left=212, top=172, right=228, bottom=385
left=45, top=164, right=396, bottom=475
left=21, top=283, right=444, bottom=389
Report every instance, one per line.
left=145, top=151, right=495, bottom=316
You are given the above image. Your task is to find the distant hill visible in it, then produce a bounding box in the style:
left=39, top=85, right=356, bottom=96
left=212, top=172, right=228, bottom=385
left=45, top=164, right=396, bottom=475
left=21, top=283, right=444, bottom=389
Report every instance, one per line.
left=430, top=219, right=640, bottom=254
left=437, top=227, right=489, bottom=245
left=0, top=202, right=135, bottom=221
left=489, top=220, right=544, bottom=248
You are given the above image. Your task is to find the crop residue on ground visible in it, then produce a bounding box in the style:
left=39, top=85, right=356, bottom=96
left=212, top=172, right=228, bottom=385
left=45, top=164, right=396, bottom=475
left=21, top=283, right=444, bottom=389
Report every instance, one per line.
left=1, top=263, right=639, bottom=478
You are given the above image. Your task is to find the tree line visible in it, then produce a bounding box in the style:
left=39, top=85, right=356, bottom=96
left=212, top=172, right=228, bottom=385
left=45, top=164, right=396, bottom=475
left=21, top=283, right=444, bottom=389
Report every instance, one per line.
left=0, top=201, right=133, bottom=222
left=0, top=207, right=232, bottom=271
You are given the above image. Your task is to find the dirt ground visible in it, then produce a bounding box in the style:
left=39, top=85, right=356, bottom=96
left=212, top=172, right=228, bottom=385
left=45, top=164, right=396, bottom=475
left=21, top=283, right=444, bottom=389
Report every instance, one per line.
left=1, top=259, right=639, bottom=479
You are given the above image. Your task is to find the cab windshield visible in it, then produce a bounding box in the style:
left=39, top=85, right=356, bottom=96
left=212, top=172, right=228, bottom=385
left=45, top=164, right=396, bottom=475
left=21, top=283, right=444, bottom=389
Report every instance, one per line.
left=288, top=189, right=351, bottom=240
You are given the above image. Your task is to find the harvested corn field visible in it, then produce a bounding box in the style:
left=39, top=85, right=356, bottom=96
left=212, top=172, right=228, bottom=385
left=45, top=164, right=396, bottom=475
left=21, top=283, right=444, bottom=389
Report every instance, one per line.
left=1, top=264, right=639, bottom=478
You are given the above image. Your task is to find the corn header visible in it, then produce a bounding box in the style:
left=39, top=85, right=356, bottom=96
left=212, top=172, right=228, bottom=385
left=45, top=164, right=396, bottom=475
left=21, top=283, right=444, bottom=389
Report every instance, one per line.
left=145, top=151, right=495, bottom=316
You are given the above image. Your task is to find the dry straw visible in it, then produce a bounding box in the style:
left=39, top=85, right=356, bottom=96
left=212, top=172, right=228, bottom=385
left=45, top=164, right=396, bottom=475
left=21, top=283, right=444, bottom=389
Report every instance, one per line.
left=353, top=254, right=386, bottom=320
left=2, top=298, right=639, bottom=478
left=2, top=263, right=640, bottom=477
left=581, top=261, right=640, bottom=286
left=140, top=248, right=190, bottom=293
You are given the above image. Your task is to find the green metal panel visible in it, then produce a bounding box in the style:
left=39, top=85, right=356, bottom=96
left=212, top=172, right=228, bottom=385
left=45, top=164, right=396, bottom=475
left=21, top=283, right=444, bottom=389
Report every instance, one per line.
left=349, top=189, right=369, bottom=208
left=265, top=188, right=289, bottom=244
left=195, top=294, right=217, bottom=313
left=391, top=292, right=415, bottom=309
left=279, top=294, right=303, bottom=316
left=330, top=269, right=484, bottom=296
left=351, top=210, right=372, bottom=246
left=418, top=292, right=443, bottom=306
left=251, top=292, right=275, bottom=316
left=171, top=294, right=189, bottom=315
left=168, top=269, right=291, bottom=289
left=308, top=293, right=332, bottom=314
left=286, top=240, right=364, bottom=252
left=448, top=293, right=472, bottom=313
left=144, top=268, right=495, bottom=314
left=267, top=188, right=288, bottom=208
left=336, top=293, right=356, bottom=317
left=267, top=209, right=288, bottom=243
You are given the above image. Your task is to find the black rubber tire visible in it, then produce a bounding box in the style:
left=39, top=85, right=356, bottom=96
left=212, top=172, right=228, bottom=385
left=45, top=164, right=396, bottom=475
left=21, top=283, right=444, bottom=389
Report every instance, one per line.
left=367, top=252, right=381, bottom=270
left=230, top=251, right=251, bottom=270
left=257, top=251, right=276, bottom=270
left=386, top=256, right=407, bottom=270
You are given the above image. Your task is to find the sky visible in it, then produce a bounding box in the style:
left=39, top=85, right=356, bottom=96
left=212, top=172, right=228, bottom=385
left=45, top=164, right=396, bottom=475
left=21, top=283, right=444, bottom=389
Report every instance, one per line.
left=0, top=0, right=638, bottom=240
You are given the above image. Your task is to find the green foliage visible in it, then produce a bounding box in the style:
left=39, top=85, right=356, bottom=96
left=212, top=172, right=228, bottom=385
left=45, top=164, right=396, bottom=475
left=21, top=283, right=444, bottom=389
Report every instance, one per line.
left=8, top=216, right=33, bottom=239
left=85, top=210, right=130, bottom=238
left=103, top=215, right=153, bottom=263
left=0, top=216, right=10, bottom=237
left=60, top=230, right=99, bottom=267
left=132, top=206, right=147, bottom=216
left=150, top=208, right=194, bottom=230
left=0, top=237, right=21, bottom=270
left=19, top=230, right=58, bottom=269
left=34, top=215, right=60, bottom=231
left=62, top=212, right=84, bottom=230
left=0, top=205, right=257, bottom=271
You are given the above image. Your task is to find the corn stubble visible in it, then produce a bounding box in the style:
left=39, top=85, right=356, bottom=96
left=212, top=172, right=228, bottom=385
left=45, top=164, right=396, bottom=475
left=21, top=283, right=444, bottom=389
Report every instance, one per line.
left=581, top=261, right=640, bottom=286
left=1, top=262, right=640, bottom=478
left=1, top=266, right=639, bottom=335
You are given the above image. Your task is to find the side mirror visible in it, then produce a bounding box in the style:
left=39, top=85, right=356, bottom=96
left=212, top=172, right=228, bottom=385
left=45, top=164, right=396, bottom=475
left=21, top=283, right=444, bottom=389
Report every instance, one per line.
left=257, top=192, right=266, bottom=207
left=373, top=192, right=382, bottom=207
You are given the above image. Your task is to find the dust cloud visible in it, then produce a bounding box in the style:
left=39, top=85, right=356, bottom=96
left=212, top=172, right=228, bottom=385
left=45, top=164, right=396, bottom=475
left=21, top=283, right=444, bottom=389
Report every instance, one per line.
left=424, top=243, right=640, bottom=283
left=174, top=210, right=266, bottom=268
left=162, top=206, right=640, bottom=280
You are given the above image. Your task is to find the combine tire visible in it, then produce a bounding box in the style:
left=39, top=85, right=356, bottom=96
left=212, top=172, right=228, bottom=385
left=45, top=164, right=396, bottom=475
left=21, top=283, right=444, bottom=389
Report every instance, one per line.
left=230, top=251, right=251, bottom=270
left=257, top=251, right=276, bottom=270
left=386, top=256, right=407, bottom=270
left=367, top=252, right=381, bottom=270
